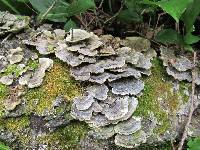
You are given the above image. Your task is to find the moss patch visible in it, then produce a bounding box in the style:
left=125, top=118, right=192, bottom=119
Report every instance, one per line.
left=0, top=59, right=39, bottom=78
left=37, top=122, right=89, bottom=150
left=134, top=58, right=189, bottom=134
left=4, top=116, right=30, bottom=132
left=0, top=116, right=30, bottom=132
left=179, top=81, right=190, bottom=103
left=0, top=83, right=9, bottom=117
left=24, top=59, right=82, bottom=115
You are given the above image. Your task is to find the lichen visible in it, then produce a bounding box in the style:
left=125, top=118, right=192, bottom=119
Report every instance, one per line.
left=134, top=58, right=189, bottom=134
left=24, top=58, right=82, bottom=115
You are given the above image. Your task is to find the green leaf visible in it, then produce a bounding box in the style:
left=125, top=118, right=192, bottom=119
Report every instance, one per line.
left=0, top=142, right=11, bottom=150
left=187, top=137, right=200, bottom=150
left=66, top=0, right=95, bottom=17
left=30, top=0, right=70, bottom=22
left=1, top=0, right=21, bottom=14
left=29, top=0, right=55, bottom=12
left=30, top=0, right=95, bottom=22
left=184, top=33, right=200, bottom=45
left=143, top=0, right=193, bottom=22
left=155, top=29, right=184, bottom=45
left=16, top=0, right=29, bottom=2
left=118, top=0, right=144, bottom=23
left=118, top=9, right=142, bottom=23
left=182, top=0, right=200, bottom=33
left=64, top=19, right=78, bottom=31
left=184, top=44, right=194, bottom=52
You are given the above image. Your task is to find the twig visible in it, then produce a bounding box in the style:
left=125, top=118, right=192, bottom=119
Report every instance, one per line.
left=75, top=15, right=87, bottom=28
left=38, top=0, right=58, bottom=25
left=24, top=3, right=37, bottom=14
left=177, top=51, right=197, bottom=150
left=104, top=0, right=125, bottom=24
left=155, top=13, right=166, bottom=29
left=1, top=33, right=12, bottom=44
left=98, top=0, right=104, bottom=9
left=171, top=139, right=176, bottom=150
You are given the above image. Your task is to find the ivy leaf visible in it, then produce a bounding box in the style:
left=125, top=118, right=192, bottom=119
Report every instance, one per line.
left=181, top=0, right=200, bottom=33
left=30, top=0, right=70, bottom=22
left=0, top=142, right=11, bottom=150
left=64, top=19, right=78, bottom=31
left=143, top=0, right=192, bottom=22
left=187, top=137, right=200, bottom=150
left=16, top=0, right=29, bottom=2
left=184, top=32, right=200, bottom=45
left=29, top=0, right=56, bottom=13
left=118, top=9, right=142, bottom=23
left=155, top=29, right=184, bottom=45
left=66, top=0, right=95, bottom=17
left=30, top=0, right=95, bottom=22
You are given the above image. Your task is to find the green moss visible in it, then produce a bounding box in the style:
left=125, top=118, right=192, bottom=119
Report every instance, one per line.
left=0, top=116, right=31, bottom=148
left=0, top=116, right=30, bottom=132
left=37, top=122, right=89, bottom=150
left=27, top=59, right=39, bottom=70
left=24, top=59, right=82, bottom=115
left=134, top=58, right=189, bottom=134
left=1, top=64, right=21, bottom=77
left=0, top=59, right=39, bottom=79
left=0, top=83, right=9, bottom=117
left=0, top=83, right=8, bottom=100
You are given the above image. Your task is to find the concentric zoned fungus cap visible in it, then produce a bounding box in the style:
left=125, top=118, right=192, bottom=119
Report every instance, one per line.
left=109, top=78, right=144, bottom=95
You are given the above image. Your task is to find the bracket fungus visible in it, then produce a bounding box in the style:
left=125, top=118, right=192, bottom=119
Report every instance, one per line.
left=1, top=23, right=176, bottom=149
left=51, top=29, right=156, bottom=148
left=160, top=47, right=200, bottom=85
left=0, top=11, right=30, bottom=36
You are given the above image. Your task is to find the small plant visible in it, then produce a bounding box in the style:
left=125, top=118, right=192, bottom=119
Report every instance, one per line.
left=187, top=137, right=200, bottom=150
left=144, top=0, right=200, bottom=51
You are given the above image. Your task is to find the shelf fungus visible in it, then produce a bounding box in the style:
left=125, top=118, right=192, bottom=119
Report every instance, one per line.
left=0, top=11, right=30, bottom=36
left=1, top=26, right=157, bottom=148
left=0, top=40, right=53, bottom=89
left=160, top=47, right=200, bottom=85
left=55, top=29, right=157, bottom=148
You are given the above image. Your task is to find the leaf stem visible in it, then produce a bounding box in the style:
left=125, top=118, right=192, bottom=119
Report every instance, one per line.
left=38, top=0, right=58, bottom=25
left=1, top=0, right=20, bottom=14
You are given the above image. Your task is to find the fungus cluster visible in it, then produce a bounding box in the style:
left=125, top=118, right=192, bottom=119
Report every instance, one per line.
left=0, top=19, right=158, bottom=147
left=21, top=28, right=156, bottom=147
left=0, top=39, right=53, bottom=111
left=52, top=29, right=155, bottom=147
left=160, top=47, right=200, bottom=84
